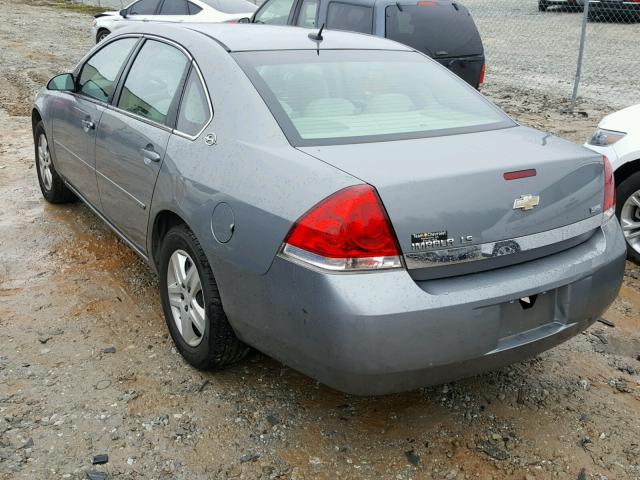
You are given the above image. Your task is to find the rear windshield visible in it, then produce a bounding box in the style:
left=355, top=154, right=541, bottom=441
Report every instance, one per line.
left=233, top=50, right=513, bottom=146
left=199, top=0, right=255, bottom=13
left=385, top=4, right=482, bottom=58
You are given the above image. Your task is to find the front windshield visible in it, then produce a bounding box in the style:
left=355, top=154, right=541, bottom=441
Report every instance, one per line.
left=234, top=49, right=513, bottom=146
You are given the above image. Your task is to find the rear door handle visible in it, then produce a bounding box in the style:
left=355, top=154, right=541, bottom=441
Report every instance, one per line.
left=140, top=145, right=161, bottom=163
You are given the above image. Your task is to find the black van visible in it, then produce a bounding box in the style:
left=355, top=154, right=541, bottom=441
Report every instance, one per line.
left=246, top=0, right=485, bottom=88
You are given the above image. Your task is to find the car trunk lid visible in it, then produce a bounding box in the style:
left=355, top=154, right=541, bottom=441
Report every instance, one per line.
left=298, top=126, right=605, bottom=279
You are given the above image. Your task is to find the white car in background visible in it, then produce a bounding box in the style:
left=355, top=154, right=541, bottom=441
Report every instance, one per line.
left=586, top=104, right=640, bottom=262
left=91, top=0, right=256, bottom=43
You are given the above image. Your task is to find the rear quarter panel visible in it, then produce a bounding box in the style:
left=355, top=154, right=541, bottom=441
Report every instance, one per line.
left=147, top=30, right=359, bottom=280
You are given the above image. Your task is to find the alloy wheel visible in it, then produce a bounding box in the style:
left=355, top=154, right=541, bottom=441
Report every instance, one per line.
left=166, top=249, right=206, bottom=347
left=37, top=134, right=53, bottom=191
left=621, top=190, right=640, bottom=255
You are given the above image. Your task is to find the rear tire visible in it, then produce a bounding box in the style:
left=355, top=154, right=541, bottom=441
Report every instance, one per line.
left=616, top=170, right=640, bottom=264
left=34, top=121, right=76, bottom=204
left=158, top=224, right=248, bottom=370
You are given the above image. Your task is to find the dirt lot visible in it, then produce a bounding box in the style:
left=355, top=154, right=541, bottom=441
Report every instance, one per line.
left=1, top=1, right=640, bottom=479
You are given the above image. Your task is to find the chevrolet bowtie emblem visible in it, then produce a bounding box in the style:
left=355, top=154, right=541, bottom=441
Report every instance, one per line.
left=513, top=194, right=540, bottom=211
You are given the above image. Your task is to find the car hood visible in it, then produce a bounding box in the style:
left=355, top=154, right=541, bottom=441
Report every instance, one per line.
left=598, top=103, right=640, bottom=134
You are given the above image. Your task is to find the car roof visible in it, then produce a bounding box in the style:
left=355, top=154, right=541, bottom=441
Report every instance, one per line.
left=128, top=23, right=413, bottom=52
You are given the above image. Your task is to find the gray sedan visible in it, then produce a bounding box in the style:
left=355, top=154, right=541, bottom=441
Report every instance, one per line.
left=32, top=23, right=626, bottom=395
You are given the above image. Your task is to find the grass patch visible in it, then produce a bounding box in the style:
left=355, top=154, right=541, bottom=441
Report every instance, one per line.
left=49, top=1, right=109, bottom=15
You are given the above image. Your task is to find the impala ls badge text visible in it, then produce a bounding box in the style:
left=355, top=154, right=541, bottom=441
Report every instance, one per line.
left=513, top=194, right=540, bottom=211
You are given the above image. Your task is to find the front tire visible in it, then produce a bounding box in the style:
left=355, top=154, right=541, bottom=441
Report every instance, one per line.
left=34, top=121, right=76, bottom=204
left=96, top=29, right=110, bottom=43
left=158, top=224, right=248, bottom=370
left=616, top=171, right=640, bottom=264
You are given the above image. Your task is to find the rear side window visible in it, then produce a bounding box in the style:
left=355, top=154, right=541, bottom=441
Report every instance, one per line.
left=118, top=40, right=189, bottom=124
left=159, top=0, right=190, bottom=15
left=326, top=2, right=372, bottom=34
left=296, top=0, right=318, bottom=27
left=129, top=0, right=160, bottom=14
left=188, top=1, right=202, bottom=13
left=253, top=0, right=295, bottom=24
left=176, top=68, right=211, bottom=137
left=385, top=4, right=483, bottom=58
left=78, top=38, right=138, bottom=103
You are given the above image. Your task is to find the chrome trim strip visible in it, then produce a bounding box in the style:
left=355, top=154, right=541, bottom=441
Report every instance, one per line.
left=96, top=169, right=146, bottom=210
left=172, top=61, right=214, bottom=141
left=105, top=103, right=174, bottom=133
left=404, top=214, right=603, bottom=269
left=54, top=140, right=94, bottom=172
left=63, top=181, right=148, bottom=261
left=279, top=244, right=403, bottom=274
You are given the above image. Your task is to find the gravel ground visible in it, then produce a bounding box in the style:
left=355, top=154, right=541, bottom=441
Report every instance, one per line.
left=1, top=1, right=640, bottom=479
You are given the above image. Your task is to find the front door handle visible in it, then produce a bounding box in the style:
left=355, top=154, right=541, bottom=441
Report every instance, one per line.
left=81, top=119, right=95, bottom=132
left=140, top=144, right=161, bottom=163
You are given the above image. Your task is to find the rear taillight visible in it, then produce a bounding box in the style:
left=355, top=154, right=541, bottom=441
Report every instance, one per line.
left=603, top=155, right=615, bottom=221
left=477, top=63, right=486, bottom=89
left=281, top=185, right=402, bottom=272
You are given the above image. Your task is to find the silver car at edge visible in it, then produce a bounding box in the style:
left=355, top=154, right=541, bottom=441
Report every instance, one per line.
left=32, top=23, right=626, bottom=395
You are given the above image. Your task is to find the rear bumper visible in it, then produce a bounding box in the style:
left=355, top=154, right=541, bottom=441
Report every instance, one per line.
left=222, top=216, right=625, bottom=395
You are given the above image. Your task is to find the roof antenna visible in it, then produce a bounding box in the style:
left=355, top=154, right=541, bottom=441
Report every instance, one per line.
left=308, top=23, right=325, bottom=42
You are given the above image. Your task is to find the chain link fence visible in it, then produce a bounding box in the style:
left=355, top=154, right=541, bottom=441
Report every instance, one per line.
left=465, top=0, right=640, bottom=110
left=64, top=0, right=640, bottom=109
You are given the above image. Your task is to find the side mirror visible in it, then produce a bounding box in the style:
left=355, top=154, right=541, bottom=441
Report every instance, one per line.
left=47, top=73, right=75, bottom=92
left=237, top=17, right=251, bottom=23
left=120, top=8, right=128, bottom=18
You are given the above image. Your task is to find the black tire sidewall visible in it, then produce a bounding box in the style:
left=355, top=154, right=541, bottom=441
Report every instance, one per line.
left=158, top=226, right=220, bottom=368
left=616, top=171, right=640, bottom=264
left=34, top=122, right=71, bottom=203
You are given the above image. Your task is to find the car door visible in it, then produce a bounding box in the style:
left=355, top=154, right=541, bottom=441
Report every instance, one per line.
left=252, top=0, right=297, bottom=24
left=51, top=37, right=139, bottom=208
left=95, top=38, right=190, bottom=251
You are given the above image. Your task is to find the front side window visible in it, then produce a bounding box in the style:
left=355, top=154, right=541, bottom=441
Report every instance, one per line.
left=296, top=0, right=318, bottom=27
left=253, top=0, right=294, bottom=24
left=78, top=37, right=138, bottom=103
left=128, top=0, right=160, bottom=14
left=234, top=50, right=513, bottom=146
left=118, top=40, right=189, bottom=124
left=326, top=2, right=372, bottom=34
left=176, top=68, right=211, bottom=137
left=159, top=0, right=190, bottom=14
